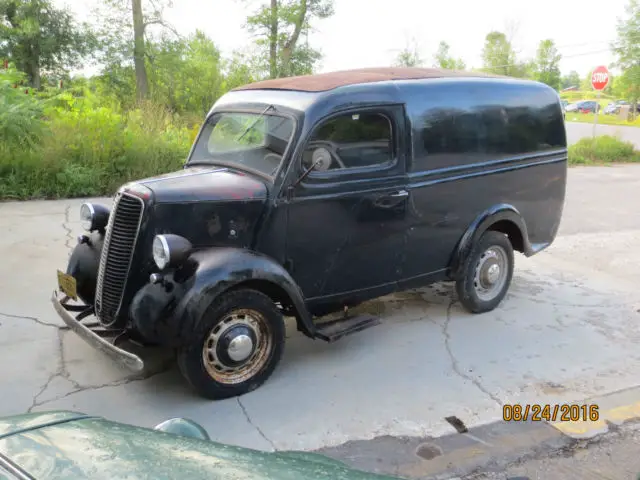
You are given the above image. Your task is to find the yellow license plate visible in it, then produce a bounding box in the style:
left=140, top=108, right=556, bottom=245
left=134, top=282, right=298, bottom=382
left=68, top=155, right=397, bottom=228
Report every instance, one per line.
left=57, top=270, right=77, bottom=300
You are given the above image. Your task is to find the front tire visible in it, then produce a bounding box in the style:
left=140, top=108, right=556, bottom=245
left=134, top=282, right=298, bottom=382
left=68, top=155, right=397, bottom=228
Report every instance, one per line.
left=455, top=230, right=514, bottom=313
left=177, top=289, right=285, bottom=400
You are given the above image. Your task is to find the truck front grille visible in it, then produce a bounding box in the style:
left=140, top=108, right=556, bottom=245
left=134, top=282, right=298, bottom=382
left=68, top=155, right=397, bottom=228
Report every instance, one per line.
left=95, top=192, right=144, bottom=327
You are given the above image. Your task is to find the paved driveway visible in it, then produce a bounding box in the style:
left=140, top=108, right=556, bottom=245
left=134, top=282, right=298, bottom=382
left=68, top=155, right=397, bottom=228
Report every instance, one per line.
left=566, top=121, right=640, bottom=148
left=1, top=165, right=640, bottom=455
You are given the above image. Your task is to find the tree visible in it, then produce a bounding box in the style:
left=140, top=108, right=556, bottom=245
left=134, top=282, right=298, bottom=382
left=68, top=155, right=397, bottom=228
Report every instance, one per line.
left=393, top=39, right=423, bottom=67
left=244, top=0, right=334, bottom=79
left=146, top=30, right=224, bottom=116
left=532, top=39, right=561, bottom=90
left=96, top=0, right=178, bottom=101
left=561, top=70, right=580, bottom=90
left=0, top=0, right=96, bottom=88
left=432, top=41, right=465, bottom=70
left=612, top=0, right=639, bottom=117
left=481, top=31, right=521, bottom=77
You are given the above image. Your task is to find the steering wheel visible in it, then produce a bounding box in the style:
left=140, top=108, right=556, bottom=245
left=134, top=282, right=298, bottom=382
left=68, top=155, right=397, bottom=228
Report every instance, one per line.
left=305, top=140, right=346, bottom=171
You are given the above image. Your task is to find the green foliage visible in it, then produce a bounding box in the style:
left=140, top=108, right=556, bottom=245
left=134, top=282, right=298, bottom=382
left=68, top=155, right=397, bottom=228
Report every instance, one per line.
left=612, top=66, right=640, bottom=105
left=611, top=0, right=639, bottom=117
left=0, top=88, right=191, bottom=199
left=244, top=0, right=334, bottom=79
left=0, top=65, right=45, bottom=148
left=433, top=41, right=466, bottom=70
left=568, top=135, right=640, bottom=165
left=479, top=31, right=532, bottom=78
left=561, top=71, right=581, bottom=90
left=147, top=31, right=224, bottom=117
left=0, top=0, right=97, bottom=88
left=532, top=39, right=561, bottom=90
left=560, top=90, right=614, bottom=102
left=394, top=40, right=423, bottom=67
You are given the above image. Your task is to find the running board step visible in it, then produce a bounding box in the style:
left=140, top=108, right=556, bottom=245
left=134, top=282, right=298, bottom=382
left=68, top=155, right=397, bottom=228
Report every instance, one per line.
left=314, top=315, right=381, bottom=343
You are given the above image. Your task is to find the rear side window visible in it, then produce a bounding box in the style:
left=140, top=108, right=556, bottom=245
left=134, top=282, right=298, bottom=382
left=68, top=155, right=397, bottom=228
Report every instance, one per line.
left=303, top=111, right=394, bottom=173
left=414, top=103, right=564, bottom=172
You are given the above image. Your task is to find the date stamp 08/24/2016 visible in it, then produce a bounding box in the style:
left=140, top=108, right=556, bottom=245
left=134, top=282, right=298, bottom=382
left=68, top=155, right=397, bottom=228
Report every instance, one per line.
left=503, top=404, right=600, bottom=422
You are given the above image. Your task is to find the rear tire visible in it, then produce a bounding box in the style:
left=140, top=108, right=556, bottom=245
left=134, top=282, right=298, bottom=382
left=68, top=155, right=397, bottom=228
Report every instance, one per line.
left=455, top=231, right=514, bottom=314
left=177, top=289, right=285, bottom=400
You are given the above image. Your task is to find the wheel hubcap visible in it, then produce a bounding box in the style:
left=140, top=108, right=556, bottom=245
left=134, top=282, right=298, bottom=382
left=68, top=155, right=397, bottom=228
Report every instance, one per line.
left=227, top=333, right=254, bottom=363
left=473, top=246, right=509, bottom=302
left=202, top=309, right=273, bottom=385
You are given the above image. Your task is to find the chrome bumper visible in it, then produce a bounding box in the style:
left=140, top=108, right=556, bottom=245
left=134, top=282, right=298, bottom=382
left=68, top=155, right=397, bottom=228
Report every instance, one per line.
left=51, top=291, right=144, bottom=372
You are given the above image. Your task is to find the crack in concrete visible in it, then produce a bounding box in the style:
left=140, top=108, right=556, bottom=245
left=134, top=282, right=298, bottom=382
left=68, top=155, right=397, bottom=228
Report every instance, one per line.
left=0, top=311, right=61, bottom=329
left=63, top=204, right=74, bottom=251
left=29, top=364, right=172, bottom=411
left=237, top=397, right=277, bottom=451
left=27, top=330, right=173, bottom=412
left=443, top=300, right=503, bottom=407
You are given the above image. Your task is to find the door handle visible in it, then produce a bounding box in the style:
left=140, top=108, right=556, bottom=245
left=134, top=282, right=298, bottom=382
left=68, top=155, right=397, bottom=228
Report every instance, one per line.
left=388, top=190, right=409, bottom=198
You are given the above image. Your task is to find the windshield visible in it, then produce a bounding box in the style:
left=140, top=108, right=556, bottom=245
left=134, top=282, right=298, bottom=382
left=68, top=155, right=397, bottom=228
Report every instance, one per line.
left=188, top=110, right=295, bottom=177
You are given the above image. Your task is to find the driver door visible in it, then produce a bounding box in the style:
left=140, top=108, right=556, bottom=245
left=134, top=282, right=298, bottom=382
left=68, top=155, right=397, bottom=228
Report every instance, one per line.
left=283, top=105, right=409, bottom=303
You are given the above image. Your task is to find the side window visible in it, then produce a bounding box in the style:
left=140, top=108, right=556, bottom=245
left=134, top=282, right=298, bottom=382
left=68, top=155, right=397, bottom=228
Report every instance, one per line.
left=303, top=111, right=394, bottom=173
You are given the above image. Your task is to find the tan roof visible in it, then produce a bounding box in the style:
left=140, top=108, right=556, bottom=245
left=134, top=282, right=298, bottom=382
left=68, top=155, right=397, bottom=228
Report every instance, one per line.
left=232, top=67, right=501, bottom=93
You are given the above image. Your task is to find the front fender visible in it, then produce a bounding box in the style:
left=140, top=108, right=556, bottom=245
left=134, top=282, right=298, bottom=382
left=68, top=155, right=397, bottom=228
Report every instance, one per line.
left=172, top=248, right=314, bottom=344
left=449, top=204, right=531, bottom=280
left=66, top=231, right=104, bottom=305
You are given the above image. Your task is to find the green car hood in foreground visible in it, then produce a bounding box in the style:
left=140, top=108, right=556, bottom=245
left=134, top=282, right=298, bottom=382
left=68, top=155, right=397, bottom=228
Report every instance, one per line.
left=0, top=411, right=398, bottom=480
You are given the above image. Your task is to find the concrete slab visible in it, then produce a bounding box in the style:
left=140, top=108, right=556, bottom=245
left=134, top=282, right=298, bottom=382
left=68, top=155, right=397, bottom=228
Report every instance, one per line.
left=1, top=166, right=640, bottom=475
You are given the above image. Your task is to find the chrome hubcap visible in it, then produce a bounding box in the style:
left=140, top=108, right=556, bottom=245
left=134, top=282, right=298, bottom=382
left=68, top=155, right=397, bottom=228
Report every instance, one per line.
left=228, top=334, right=254, bottom=362
left=202, top=309, right=273, bottom=385
left=485, top=263, right=501, bottom=285
left=473, top=246, right=509, bottom=301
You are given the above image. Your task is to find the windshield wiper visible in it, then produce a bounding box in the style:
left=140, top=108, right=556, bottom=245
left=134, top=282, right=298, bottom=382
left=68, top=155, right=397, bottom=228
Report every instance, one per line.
left=235, top=104, right=276, bottom=143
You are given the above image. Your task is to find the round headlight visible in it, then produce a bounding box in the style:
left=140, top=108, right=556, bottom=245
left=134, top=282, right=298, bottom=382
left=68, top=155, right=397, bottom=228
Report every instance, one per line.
left=152, top=236, right=170, bottom=270
left=80, top=203, right=95, bottom=231
left=152, top=234, right=193, bottom=271
left=79, top=203, right=110, bottom=232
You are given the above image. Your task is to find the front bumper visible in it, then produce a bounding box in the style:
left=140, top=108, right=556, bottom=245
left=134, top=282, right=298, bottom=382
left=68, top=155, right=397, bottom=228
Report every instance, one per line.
left=51, top=291, right=144, bottom=372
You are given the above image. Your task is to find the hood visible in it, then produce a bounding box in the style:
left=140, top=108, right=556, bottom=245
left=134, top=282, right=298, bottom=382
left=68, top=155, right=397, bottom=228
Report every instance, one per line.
left=136, top=166, right=268, bottom=204
left=0, top=412, right=399, bottom=480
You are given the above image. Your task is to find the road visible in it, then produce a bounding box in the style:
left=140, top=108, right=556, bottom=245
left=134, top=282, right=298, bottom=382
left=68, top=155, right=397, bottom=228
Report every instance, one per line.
left=1, top=165, right=640, bottom=479
left=566, top=121, right=640, bottom=148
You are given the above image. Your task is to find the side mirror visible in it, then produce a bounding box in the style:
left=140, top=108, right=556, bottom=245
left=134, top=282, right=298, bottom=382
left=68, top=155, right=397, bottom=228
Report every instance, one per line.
left=154, top=418, right=211, bottom=441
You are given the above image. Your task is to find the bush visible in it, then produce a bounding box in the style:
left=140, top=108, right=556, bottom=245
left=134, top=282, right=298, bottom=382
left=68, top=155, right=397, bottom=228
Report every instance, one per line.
left=568, top=135, right=640, bottom=165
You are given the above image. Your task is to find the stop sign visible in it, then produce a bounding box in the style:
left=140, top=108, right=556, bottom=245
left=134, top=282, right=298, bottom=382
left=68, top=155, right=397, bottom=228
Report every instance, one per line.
left=591, top=66, right=610, bottom=91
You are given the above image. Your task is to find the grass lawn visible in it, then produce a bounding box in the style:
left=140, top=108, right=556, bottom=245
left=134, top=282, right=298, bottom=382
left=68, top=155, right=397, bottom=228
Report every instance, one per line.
left=565, top=112, right=640, bottom=127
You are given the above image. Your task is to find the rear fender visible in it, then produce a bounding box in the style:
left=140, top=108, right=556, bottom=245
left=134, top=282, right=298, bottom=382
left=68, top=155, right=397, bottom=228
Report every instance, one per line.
left=449, top=204, right=531, bottom=280
left=173, top=247, right=315, bottom=343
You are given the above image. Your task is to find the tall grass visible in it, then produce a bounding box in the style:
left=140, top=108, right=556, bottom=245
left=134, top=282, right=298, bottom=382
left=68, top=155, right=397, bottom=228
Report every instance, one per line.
left=0, top=76, right=194, bottom=200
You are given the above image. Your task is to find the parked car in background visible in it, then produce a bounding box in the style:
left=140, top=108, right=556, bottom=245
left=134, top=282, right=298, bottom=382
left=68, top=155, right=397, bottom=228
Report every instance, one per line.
left=576, top=100, right=600, bottom=114
left=0, top=411, right=400, bottom=479
left=565, top=102, right=579, bottom=112
left=559, top=100, right=567, bottom=119
left=604, top=100, right=629, bottom=115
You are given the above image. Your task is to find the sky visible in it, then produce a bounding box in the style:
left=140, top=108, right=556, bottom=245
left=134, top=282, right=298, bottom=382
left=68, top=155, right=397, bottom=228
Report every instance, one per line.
left=56, top=0, right=629, bottom=77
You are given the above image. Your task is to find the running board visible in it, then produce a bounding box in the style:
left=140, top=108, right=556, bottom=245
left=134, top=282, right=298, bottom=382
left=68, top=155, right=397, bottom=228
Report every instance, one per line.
left=314, top=315, right=381, bottom=343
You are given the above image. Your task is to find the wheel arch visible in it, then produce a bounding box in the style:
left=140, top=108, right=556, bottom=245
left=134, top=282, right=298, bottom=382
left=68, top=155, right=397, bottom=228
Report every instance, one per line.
left=449, top=204, right=531, bottom=280
left=173, top=248, right=316, bottom=343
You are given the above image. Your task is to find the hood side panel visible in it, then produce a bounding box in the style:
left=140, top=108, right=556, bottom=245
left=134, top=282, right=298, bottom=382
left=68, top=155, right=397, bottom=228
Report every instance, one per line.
left=152, top=200, right=265, bottom=249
